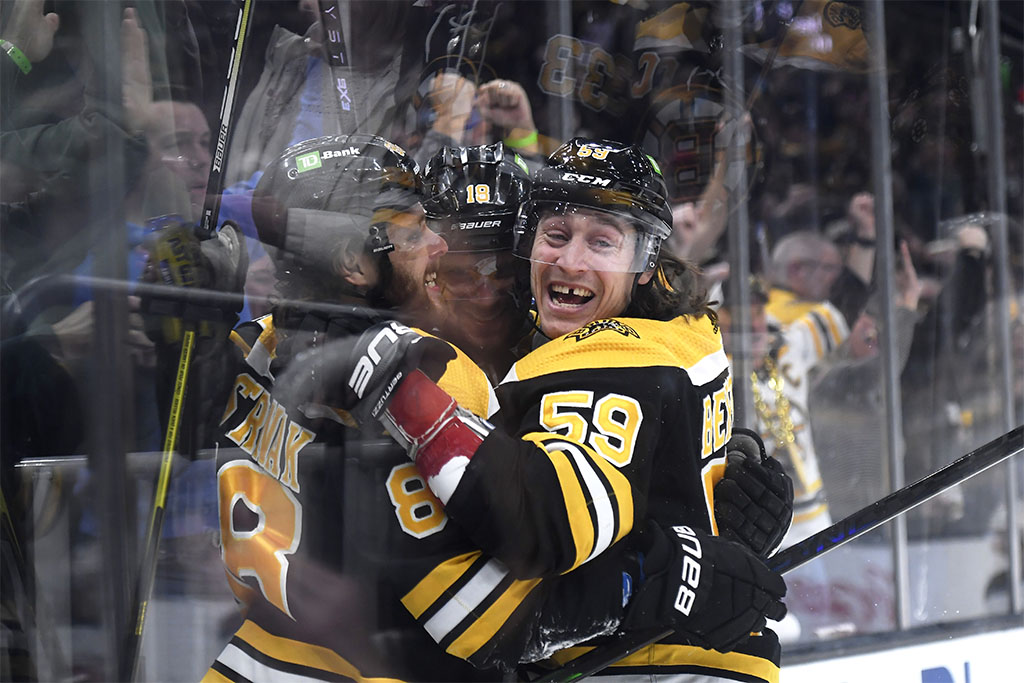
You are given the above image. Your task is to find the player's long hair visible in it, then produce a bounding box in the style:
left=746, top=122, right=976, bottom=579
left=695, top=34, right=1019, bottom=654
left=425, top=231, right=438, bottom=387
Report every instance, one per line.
left=624, top=250, right=718, bottom=326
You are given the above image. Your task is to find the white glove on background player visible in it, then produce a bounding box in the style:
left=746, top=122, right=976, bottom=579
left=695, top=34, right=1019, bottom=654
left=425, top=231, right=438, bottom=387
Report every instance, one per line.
left=714, top=428, right=794, bottom=557
left=622, top=520, right=787, bottom=653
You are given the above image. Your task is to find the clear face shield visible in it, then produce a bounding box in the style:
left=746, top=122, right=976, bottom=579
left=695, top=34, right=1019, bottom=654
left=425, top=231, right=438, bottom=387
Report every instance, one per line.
left=516, top=203, right=663, bottom=274
left=369, top=203, right=445, bottom=259
left=425, top=207, right=518, bottom=303
left=435, top=250, right=518, bottom=302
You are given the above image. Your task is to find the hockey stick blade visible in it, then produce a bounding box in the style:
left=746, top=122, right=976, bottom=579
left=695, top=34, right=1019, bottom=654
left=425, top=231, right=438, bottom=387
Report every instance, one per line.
left=533, top=425, right=1023, bottom=683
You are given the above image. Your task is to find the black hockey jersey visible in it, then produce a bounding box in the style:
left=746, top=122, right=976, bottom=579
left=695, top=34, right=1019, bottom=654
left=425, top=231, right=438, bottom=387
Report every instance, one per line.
left=203, top=315, right=638, bottom=681
left=442, top=314, right=782, bottom=682
left=204, top=315, right=500, bottom=681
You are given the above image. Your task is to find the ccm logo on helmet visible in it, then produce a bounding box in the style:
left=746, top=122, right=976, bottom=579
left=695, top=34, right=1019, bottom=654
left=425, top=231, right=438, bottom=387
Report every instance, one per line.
left=671, top=525, right=703, bottom=616
left=457, top=220, right=502, bottom=230
left=562, top=172, right=612, bottom=186
left=350, top=322, right=414, bottom=398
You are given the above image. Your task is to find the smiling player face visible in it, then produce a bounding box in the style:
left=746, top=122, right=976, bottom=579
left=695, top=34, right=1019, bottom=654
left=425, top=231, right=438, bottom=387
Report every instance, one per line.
left=529, top=207, right=653, bottom=339
left=379, top=204, right=448, bottom=317
left=436, top=250, right=518, bottom=352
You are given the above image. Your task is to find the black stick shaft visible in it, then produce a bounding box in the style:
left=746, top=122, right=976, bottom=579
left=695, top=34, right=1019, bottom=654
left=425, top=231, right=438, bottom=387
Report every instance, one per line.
left=199, top=0, right=255, bottom=237
left=770, top=425, right=1022, bottom=574
left=534, top=426, right=1023, bottom=683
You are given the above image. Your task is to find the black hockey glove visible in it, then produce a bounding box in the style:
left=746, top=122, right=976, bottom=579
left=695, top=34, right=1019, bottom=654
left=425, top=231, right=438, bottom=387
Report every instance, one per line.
left=142, top=218, right=249, bottom=341
left=622, top=520, right=787, bottom=653
left=275, top=320, right=456, bottom=424
left=714, top=428, right=794, bottom=557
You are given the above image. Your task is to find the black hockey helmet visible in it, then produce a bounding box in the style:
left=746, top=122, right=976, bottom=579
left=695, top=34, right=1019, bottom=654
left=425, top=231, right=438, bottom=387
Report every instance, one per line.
left=420, top=142, right=531, bottom=253
left=514, top=137, right=673, bottom=273
left=253, top=133, right=423, bottom=280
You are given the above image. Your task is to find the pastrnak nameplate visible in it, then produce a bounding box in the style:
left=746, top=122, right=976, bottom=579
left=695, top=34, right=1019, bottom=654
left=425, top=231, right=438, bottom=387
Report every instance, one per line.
left=565, top=319, right=640, bottom=342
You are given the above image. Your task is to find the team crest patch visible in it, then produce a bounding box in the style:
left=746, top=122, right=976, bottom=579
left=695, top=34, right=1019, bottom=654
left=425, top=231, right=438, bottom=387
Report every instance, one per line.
left=565, top=319, right=640, bottom=342
left=824, top=1, right=862, bottom=30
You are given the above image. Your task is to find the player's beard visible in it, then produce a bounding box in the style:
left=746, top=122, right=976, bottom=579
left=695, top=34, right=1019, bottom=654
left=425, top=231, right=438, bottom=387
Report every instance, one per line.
left=387, top=261, right=435, bottom=324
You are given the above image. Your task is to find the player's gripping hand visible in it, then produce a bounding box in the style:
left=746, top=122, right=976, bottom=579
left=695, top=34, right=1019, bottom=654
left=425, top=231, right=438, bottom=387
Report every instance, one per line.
left=714, top=428, right=794, bottom=557
left=622, top=520, right=787, bottom=653
left=277, top=321, right=455, bottom=424
left=141, top=219, right=248, bottom=343
left=341, top=321, right=455, bottom=420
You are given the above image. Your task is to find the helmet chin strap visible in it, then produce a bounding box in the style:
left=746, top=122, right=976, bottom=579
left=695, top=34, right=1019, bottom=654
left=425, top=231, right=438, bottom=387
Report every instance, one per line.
left=629, top=272, right=644, bottom=303
left=627, top=252, right=659, bottom=307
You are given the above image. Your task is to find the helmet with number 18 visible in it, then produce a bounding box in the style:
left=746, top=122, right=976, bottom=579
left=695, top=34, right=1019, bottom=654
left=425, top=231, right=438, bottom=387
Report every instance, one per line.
left=420, top=142, right=533, bottom=377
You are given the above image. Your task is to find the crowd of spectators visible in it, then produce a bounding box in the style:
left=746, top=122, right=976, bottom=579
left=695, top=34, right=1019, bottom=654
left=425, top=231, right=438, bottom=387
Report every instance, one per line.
left=1, top=0, right=1020, bottom=678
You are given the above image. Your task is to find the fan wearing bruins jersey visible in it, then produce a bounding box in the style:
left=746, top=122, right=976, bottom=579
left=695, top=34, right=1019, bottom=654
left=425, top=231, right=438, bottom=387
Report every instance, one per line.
left=351, top=139, right=792, bottom=682
left=749, top=230, right=851, bottom=641
left=760, top=231, right=851, bottom=546
left=204, top=134, right=651, bottom=682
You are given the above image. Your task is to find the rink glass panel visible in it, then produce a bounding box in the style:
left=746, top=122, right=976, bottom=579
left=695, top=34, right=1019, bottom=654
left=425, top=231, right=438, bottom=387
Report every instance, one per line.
left=0, top=1, right=1020, bottom=680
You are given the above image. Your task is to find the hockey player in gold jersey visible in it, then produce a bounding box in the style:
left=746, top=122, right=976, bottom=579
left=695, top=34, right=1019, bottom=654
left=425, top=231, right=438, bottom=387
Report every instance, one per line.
left=342, top=138, right=793, bottom=682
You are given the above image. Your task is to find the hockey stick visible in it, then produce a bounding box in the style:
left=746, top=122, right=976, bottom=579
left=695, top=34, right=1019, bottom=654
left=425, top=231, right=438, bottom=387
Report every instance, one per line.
left=122, top=326, right=195, bottom=682
left=741, top=0, right=805, bottom=113
left=533, top=425, right=1024, bottom=683
left=317, top=0, right=356, bottom=126
left=198, top=0, right=255, bottom=238
left=122, top=2, right=254, bottom=679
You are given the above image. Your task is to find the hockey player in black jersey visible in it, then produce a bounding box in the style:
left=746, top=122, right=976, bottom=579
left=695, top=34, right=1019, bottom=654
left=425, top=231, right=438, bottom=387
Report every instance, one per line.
left=420, top=142, right=534, bottom=381
left=204, top=134, right=662, bottom=682
left=340, top=138, right=794, bottom=682
left=203, top=133, right=499, bottom=682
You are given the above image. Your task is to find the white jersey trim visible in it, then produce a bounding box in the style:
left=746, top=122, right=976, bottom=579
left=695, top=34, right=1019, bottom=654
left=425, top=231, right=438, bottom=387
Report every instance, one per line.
left=216, top=643, right=328, bottom=682
left=424, top=558, right=509, bottom=644
left=561, top=441, right=617, bottom=563
left=684, top=348, right=730, bottom=387
left=498, top=363, right=519, bottom=388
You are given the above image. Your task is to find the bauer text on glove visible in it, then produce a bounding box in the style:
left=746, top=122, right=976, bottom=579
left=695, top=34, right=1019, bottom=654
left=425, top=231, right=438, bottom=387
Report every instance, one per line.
left=623, top=521, right=787, bottom=653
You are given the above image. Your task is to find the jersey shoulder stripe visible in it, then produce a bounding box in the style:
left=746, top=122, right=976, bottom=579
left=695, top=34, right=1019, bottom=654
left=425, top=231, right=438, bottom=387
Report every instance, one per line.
left=231, top=315, right=277, bottom=379
left=230, top=315, right=273, bottom=351
left=506, top=315, right=725, bottom=382
left=767, top=288, right=848, bottom=339
left=524, top=434, right=632, bottom=571
left=809, top=303, right=848, bottom=348
left=415, top=329, right=497, bottom=418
